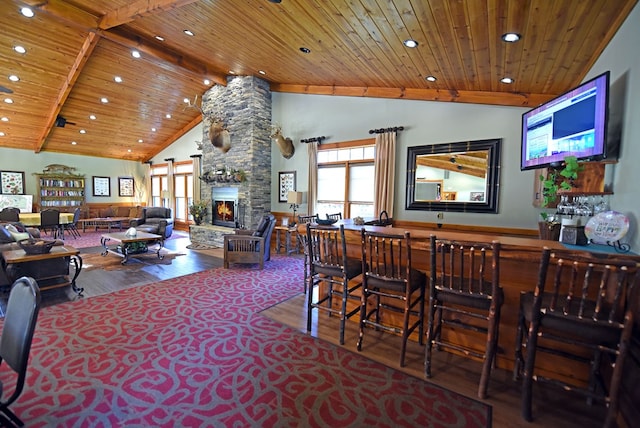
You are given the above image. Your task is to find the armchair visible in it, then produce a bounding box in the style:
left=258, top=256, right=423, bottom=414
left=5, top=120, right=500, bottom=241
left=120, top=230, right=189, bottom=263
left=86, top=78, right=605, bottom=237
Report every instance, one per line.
left=223, top=214, right=276, bottom=269
left=129, top=207, right=174, bottom=239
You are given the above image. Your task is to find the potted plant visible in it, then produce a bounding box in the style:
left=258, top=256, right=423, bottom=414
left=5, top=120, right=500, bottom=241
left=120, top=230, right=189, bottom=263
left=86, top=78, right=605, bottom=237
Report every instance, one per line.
left=189, top=199, right=210, bottom=225
left=538, top=155, right=583, bottom=240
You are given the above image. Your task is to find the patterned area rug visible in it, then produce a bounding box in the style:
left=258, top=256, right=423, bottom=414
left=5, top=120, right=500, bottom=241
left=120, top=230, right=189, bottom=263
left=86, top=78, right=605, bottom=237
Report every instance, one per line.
left=4, top=256, right=491, bottom=427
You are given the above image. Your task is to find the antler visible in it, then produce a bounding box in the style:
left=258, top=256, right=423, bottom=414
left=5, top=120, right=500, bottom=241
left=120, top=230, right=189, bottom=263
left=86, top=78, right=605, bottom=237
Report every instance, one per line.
left=184, top=94, right=203, bottom=114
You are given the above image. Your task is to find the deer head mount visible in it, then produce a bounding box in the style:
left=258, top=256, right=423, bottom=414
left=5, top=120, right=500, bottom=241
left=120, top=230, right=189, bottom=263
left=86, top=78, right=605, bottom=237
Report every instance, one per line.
left=270, top=124, right=295, bottom=159
left=185, top=94, right=231, bottom=153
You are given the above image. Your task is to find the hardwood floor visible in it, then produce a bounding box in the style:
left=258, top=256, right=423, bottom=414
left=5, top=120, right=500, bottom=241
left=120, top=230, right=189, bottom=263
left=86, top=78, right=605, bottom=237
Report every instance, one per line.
left=261, top=292, right=612, bottom=428
left=34, top=233, right=223, bottom=308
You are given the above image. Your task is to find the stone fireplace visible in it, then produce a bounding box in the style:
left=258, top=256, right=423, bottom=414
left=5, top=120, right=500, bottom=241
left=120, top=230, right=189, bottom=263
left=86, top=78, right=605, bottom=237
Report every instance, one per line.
left=189, top=75, right=272, bottom=247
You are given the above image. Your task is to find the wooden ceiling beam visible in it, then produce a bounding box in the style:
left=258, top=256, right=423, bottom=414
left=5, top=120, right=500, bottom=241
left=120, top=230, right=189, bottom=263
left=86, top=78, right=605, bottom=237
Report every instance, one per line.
left=98, top=0, right=201, bottom=29
left=35, top=32, right=100, bottom=153
left=271, top=84, right=554, bottom=108
left=100, top=28, right=227, bottom=87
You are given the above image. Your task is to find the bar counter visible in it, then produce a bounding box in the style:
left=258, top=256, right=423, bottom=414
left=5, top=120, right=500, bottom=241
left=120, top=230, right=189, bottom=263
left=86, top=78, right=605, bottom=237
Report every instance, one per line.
left=301, top=219, right=639, bottom=385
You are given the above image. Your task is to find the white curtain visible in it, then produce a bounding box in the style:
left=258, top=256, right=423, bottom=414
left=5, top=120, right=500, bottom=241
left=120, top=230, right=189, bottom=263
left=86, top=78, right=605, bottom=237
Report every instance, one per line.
left=191, top=155, right=202, bottom=203
left=373, top=132, right=396, bottom=217
left=307, top=142, right=318, bottom=215
left=166, top=159, right=175, bottom=214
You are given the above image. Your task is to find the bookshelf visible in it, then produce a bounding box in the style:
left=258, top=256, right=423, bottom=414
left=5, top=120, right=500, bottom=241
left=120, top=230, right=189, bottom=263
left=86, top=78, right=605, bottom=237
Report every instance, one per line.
left=35, top=169, right=85, bottom=211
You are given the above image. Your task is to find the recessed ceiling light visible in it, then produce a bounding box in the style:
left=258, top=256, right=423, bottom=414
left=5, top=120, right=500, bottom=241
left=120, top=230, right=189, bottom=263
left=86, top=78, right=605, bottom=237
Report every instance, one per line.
left=138, top=139, right=143, bottom=143
left=100, top=97, right=109, bottom=103
left=165, top=114, right=172, bottom=119
left=203, top=79, right=211, bottom=85
left=131, top=50, right=141, bottom=58
left=20, top=7, right=34, bottom=18
left=183, top=98, right=190, bottom=103
left=501, top=33, right=521, bottom=42
left=183, top=30, right=195, bottom=36
left=151, top=127, right=157, bottom=132
left=13, top=45, right=26, bottom=54
left=71, top=141, right=77, bottom=145
left=3, top=98, right=13, bottom=104
left=1, top=117, right=8, bottom=122
left=155, top=35, right=165, bottom=42
left=403, top=39, right=418, bottom=48
left=299, top=47, right=311, bottom=54
left=501, top=77, right=514, bottom=84
left=258, top=70, right=266, bottom=75
left=114, top=76, right=123, bottom=83
left=89, top=114, right=96, bottom=120
left=8, top=75, right=19, bottom=82
left=128, top=149, right=132, bottom=153
left=79, top=129, right=86, bottom=134
left=425, top=75, right=437, bottom=82
left=0, top=132, right=4, bottom=137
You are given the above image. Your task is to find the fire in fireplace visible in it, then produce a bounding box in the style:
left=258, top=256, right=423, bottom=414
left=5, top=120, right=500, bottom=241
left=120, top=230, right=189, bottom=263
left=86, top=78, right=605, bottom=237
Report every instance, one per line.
left=211, top=187, right=238, bottom=228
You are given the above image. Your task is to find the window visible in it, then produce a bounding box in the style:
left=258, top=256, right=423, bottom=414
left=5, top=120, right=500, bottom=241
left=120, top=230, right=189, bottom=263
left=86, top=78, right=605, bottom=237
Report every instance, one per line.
left=317, top=141, right=375, bottom=218
left=150, top=162, right=193, bottom=221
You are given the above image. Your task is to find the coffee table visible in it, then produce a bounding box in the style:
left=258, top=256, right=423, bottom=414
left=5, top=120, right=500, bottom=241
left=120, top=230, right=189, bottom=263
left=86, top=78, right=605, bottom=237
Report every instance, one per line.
left=2, top=245, right=83, bottom=294
left=101, top=231, right=164, bottom=264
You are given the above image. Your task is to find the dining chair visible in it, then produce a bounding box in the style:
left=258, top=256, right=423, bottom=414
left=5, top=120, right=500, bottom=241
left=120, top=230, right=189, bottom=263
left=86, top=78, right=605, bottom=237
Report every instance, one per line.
left=297, top=214, right=319, bottom=293
left=306, top=224, right=363, bottom=345
left=0, top=276, right=41, bottom=427
left=358, top=229, right=426, bottom=367
left=513, top=248, right=640, bottom=426
left=64, top=207, right=81, bottom=239
left=39, top=208, right=62, bottom=239
left=326, top=212, right=342, bottom=221
left=425, top=235, right=502, bottom=399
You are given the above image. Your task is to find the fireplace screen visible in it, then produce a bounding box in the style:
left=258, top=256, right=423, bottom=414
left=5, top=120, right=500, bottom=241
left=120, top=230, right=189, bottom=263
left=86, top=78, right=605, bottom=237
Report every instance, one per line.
left=211, top=187, right=239, bottom=228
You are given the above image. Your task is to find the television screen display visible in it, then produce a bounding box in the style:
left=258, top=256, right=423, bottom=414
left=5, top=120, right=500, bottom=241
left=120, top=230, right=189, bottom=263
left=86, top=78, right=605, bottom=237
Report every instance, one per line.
left=520, top=71, right=610, bottom=170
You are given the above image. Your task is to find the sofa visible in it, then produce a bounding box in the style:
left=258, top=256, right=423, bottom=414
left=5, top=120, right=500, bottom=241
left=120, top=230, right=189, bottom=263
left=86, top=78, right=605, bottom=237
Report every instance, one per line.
left=0, top=222, right=64, bottom=287
left=129, top=207, right=173, bottom=239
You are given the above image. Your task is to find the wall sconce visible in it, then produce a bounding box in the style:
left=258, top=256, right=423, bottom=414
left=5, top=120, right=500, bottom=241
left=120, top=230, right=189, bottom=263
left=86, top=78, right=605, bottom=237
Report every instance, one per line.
left=287, top=191, right=303, bottom=225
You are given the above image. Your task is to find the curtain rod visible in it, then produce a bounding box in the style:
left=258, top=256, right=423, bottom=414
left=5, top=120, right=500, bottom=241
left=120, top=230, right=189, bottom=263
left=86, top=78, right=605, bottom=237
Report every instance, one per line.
left=368, top=126, right=404, bottom=134
left=300, top=136, right=326, bottom=144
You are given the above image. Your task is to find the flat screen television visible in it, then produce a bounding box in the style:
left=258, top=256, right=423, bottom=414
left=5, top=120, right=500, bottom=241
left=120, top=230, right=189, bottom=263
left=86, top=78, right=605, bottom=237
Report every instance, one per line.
left=520, top=71, right=610, bottom=170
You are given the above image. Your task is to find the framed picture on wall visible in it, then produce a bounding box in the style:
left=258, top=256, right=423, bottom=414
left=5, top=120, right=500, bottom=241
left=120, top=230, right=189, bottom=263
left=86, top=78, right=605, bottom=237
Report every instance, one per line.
left=118, top=177, right=135, bottom=197
left=278, top=171, right=296, bottom=202
left=0, top=171, right=25, bottom=195
left=92, top=176, right=111, bottom=197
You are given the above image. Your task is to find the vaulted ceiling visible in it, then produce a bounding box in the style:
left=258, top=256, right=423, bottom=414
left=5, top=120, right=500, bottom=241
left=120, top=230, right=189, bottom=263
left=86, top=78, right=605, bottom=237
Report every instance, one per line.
left=0, top=0, right=636, bottom=162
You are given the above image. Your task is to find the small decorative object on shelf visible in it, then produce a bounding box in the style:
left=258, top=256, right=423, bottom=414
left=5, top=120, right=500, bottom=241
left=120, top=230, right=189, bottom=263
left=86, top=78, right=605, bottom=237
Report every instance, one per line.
left=200, top=168, right=246, bottom=183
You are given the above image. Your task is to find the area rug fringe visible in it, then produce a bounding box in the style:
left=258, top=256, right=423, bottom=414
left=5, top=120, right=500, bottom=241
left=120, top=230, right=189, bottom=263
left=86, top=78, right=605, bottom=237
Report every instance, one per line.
left=3, top=256, right=491, bottom=427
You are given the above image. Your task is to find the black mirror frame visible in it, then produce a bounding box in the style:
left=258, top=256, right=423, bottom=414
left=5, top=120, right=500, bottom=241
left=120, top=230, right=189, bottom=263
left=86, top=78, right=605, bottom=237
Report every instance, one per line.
left=405, top=138, right=501, bottom=214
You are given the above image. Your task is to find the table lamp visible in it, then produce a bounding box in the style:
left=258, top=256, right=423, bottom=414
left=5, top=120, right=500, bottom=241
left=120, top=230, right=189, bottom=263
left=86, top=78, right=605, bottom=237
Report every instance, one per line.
left=287, top=191, right=303, bottom=225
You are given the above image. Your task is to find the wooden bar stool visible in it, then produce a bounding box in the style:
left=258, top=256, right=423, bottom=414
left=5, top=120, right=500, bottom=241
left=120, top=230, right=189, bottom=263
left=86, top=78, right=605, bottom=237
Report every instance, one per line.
left=425, top=235, right=503, bottom=399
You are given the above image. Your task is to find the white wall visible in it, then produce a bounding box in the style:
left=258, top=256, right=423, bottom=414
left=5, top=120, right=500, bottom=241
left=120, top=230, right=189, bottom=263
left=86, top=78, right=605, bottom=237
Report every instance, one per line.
left=271, top=93, right=533, bottom=229
left=583, top=2, right=640, bottom=250
left=150, top=123, right=203, bottom=163
left=0, top=148, right=147, bottom=205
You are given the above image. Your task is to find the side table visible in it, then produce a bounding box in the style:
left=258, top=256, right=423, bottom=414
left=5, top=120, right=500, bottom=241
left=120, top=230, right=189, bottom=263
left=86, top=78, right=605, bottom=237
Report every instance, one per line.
left=275, top=225, right=300, bottom=255
left=2, top=245, right=83, bottom=294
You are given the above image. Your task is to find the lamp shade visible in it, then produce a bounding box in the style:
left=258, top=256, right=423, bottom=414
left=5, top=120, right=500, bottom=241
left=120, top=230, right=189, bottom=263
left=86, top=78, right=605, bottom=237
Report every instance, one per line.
left=161, top=190, right=170, bottom=199
left=287, top=191, right=303, bottom=205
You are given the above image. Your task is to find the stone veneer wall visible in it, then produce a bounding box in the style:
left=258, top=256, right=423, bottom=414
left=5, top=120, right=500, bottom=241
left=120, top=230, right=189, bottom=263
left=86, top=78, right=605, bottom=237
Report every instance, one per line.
left=198, top=75, right=271, bottom=230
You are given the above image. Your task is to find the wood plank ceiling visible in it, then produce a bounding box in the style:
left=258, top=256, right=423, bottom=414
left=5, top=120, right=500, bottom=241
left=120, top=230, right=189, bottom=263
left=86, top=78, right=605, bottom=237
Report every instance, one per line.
left=0, top=0, right=636, bottom=162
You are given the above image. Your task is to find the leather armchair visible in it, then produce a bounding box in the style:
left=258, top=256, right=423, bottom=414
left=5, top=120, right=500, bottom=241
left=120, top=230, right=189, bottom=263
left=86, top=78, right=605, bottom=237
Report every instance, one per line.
left=129, top=207, right=174, bottom=239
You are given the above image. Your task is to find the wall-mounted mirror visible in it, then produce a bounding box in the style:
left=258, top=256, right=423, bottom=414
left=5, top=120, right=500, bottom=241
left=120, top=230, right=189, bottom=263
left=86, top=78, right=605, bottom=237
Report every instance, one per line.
left=406, top=138, right=501, bottom=213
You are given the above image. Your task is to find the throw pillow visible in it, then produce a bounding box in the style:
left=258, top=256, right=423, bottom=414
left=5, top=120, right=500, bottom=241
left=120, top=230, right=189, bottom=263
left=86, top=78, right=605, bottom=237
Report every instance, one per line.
left=5, top=224, right=30, bottom=242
